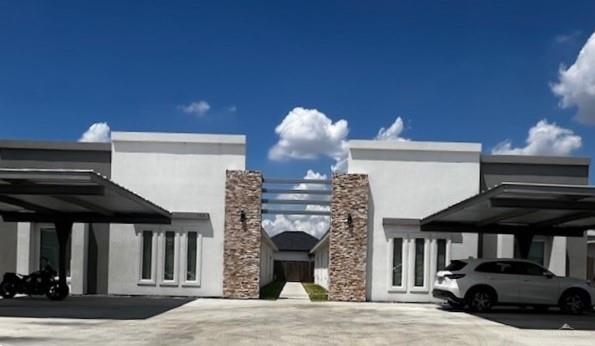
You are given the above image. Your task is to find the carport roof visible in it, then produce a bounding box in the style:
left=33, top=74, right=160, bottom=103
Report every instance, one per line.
left=0, top=168, right=171, bottom=224
left=419, top=182, right=595, bottom=237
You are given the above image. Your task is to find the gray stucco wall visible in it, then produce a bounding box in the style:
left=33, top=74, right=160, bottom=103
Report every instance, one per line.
left=480, top=155, right=589, bottom=190
left=0, top=222, right=17, bottom=275
left=0, top=140, right=112, bottom=293
left=480, top=155, right=590, bottom=278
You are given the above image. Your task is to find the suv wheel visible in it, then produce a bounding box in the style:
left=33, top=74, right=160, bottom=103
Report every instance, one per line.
left=560, top=290, right=588, bottom=315
left=466, top=288, right=495, bottom=313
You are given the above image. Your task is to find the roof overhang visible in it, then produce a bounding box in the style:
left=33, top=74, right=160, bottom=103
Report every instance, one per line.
left=420, top=183, right=595, bottom=237
left=0, top=169, right=172, bottom=224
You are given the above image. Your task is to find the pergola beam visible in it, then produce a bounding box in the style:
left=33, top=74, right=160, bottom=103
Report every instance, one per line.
left=261, top=198, right=331, bottom=206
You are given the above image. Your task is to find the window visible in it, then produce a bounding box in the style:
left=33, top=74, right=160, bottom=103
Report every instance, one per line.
left=163, top=231, right=176, bottom=281
left=475, top=261, right=513, bottom=274
left=392, top=238, right=403, bottom=287
left=445, top=260, right=467, bottom=272
left=141, top=231, right=153, bottom=280
left=40, top=228, right=71, bottom=277
left=186, top=232, right=198, bottom=282
left=528, top=241, right=545, bottom=266
left=512, top=262, right=549, bottom=276
left=414, top=238, right=425, bottom=287
left=436, top=239, right=447, bottom=271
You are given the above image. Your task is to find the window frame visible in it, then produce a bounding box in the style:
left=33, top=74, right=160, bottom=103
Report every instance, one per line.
left=181, top=230, right=202, bottom=287
left=35, top=223, right=72, bottom=282
left=158, top=229, right=180, bottom=286
left=137, top=228, right=158, bottom=286
left=408, top=237, right=430, bottom=292
left=388, top=236, right=408, bottom=292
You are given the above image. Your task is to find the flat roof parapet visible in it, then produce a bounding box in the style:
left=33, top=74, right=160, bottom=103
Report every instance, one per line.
left=111, top=131, right=246, bottom=145
left=348, top=140, right=482, bottom=153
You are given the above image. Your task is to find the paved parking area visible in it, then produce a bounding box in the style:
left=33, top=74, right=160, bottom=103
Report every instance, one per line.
left=1, top=296, right=594, bottom=345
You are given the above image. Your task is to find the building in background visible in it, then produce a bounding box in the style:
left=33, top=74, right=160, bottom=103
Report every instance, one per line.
left=271, top=231, right=318, bottom=282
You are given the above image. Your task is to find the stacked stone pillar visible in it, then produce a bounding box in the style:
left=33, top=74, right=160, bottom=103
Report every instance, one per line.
left=223, top=170, right=263, bottom=299
left=329, top=174, right=369, bottom=302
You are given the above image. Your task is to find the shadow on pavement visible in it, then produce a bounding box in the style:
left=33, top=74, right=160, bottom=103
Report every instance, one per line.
left=0, top=295, right=195, bottom=320
left=440, top=304, right=595, bottom=330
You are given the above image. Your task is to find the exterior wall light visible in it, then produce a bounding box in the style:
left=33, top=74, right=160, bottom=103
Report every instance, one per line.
left=346, top=213, right=353, bottom=226
left=240, top=210, right=246, bottom=223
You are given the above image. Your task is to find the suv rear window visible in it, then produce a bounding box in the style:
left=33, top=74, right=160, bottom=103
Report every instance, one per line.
left=444, top=260, right=467, bottom=271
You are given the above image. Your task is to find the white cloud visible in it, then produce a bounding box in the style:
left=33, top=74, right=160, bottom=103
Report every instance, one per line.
left=227, top=105, right=237, bottom=113
left=179, top=100, right=211, bottom=116
left=268, top=108, right=414, bottom=172
left=551, top=31, right=595, bottom=125
left=262, top=170, right=331, bottom=239
left=268, top=107, right=349, bottom=172
left=375, top=116, right=408, bottom=141
left=492, top=119, right=581, bottom=156
left=79, top=122, right=111, bottom=143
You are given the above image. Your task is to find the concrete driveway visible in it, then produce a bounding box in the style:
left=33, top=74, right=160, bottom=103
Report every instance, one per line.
left=1, top=296, right=594, bottom=346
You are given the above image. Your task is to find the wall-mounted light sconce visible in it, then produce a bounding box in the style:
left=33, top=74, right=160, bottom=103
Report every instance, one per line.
left=240, top=210, right=246, bottom=223
left=346, top=213, right=353, bottom=226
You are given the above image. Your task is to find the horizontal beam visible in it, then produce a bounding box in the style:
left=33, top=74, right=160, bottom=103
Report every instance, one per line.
left=261, top=199, right=331, bottom=206
left=0, top=184, right=104, bottom=195
left=421, top=221, right=586, bottom=237
left=531, top=211, right=595, bottom=228
left=0, top=212, right=171, bottom=224
left=490, top=197, right=595, bottom=211
left=476, top=208, right=537, bottom=226
left=262, top=188, right=331, bottom=195
left=261, top=209, right=331, bottom=216
left=263, top=178, right=331, bottom=185
left=52, top=195, right=115, bottom=216
left=0, top=195, right=57, bottom=214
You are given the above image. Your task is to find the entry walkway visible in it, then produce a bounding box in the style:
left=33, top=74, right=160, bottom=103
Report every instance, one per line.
left=278, top=282, right=309, bottom=301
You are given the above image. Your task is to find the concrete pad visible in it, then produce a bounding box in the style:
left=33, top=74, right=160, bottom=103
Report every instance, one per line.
left=278, top=282, right=310, bottom=301
left=1, top=296, right=595, bottom=345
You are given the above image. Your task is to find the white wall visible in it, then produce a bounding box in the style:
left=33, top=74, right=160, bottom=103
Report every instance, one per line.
left=347, top=140, right=481, bottom=302
left=312, top=237, right=329, bottom=290
left=108, top=132, right=245, bottom=297
left=260, top=232, right=276, bottom=287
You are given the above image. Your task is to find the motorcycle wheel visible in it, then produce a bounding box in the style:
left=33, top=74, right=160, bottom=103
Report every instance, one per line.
left=46, top=283, right=69, bottom=301
left=0, top=281, right=17, bottom=299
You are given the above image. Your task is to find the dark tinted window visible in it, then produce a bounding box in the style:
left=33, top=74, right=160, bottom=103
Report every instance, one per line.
left=511, top=262, right=548, bottom=276
left=445, top=260, right=467, bottom=271
left=436, top=239, right=447, bottom=271
left=475, top=261, right=514, bottom=274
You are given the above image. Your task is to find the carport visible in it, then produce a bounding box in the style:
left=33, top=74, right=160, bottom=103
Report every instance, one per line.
left=0, top=168, right=171, bottom=299
left=420, top=183, right=595, bottom=259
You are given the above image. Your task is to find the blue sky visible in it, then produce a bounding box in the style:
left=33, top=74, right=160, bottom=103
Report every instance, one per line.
left=1, top=1, right=595, bottom=181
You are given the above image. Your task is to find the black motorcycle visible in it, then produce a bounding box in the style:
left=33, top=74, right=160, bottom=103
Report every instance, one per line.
left=0, top=261, right=69, bottom=301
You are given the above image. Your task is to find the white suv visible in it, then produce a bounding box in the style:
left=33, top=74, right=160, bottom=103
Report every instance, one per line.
left=433, top=258, right=595, bottom=314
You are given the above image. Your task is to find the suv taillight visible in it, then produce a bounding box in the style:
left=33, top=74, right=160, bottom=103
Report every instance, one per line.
left=445, top=273, right=466, bottom=279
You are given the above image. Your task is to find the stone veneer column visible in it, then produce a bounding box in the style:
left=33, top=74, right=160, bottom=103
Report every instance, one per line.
left=223, top=170, right=263, bottom=299
left=329, top=173, right=369, bottom=302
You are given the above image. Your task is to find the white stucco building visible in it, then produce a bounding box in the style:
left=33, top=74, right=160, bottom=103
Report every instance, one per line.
left=0, top=133, right=592, bottom=302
